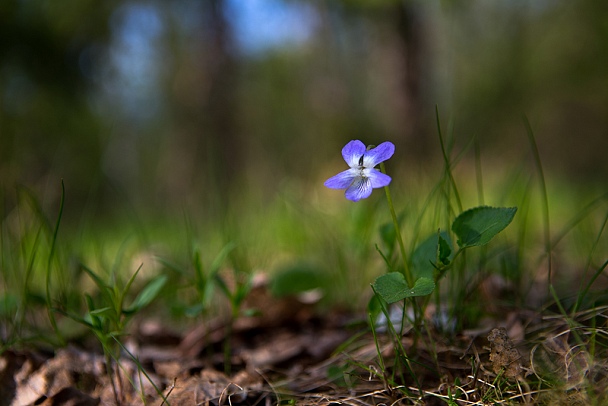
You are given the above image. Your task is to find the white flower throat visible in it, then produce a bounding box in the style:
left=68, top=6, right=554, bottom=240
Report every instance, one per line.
left=358, top=154, right=368, bottom=177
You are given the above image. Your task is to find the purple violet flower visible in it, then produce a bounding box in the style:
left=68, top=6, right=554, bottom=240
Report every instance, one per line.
left=324, top=140, right=395, bottom=202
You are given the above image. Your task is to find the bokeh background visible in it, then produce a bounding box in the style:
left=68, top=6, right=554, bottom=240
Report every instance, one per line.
left=1, top=0, right=607, bottom=226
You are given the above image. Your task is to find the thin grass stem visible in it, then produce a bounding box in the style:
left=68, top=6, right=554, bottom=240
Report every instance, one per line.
left=114, top=336, right=168, bottom=404
left=551, top=192, right=608, bottom=248
left=45, top=180, right=65, bottom=345
left=574, top=258, right=608, bottom=315
left=523, top=116, right=552, bottom=287
left=368, top=311, right=386, bottom=374
left=572, top=207, right=608, bottom=313
left=379, top=163, right=411, bottom=286
left=474, top=136, right=484, bottom=206
left=436, top=106, right=463, bottom=213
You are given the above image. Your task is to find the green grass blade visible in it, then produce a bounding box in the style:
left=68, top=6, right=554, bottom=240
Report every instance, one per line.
left=81, top=265, right=114, bottom=306
left=523, top=116, right=552, bottom=287
left=125, top=274, right=167, bottom=314
left=45, top=180, right=65, bottom=345
left=474, top=137, right=485, bottom=206
left=574, top=258, right=608, bottom=315
left=210, top=241, right=237, bottom=276
left=113, top=336, right=169, bottom=404
left=436, top=106, right=463, bottom=213
left=120, top=263, right=143, bottom=314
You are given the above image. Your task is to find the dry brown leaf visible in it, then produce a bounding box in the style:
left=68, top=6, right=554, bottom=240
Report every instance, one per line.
left=161, top=368, right=264, bottom=405
left=243, top=331, right=304, bottom=371
left=9, top=348, right=103, bottom=406
left=532, top=331, right=589, bottom=389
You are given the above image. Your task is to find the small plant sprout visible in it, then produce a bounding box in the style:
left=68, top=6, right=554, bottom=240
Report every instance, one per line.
left=56, top=263, right=167, bottom=404
left=324, top=140, right=395, bottom=202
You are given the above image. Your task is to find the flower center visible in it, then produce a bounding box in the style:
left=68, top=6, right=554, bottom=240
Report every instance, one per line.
left=357, top=154, right=368, bottom=178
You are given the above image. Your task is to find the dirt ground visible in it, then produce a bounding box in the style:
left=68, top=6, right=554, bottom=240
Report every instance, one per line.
left=1, top=284, right=600, bottom=405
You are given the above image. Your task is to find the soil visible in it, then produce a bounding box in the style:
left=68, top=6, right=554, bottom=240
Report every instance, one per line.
left=1, top=284, right=596, bottom=405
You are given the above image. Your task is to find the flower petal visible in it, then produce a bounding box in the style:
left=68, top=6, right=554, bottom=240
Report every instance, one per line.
left=324, top=169, right=357, bottom=189
left=362, top=141, right=395, bottom=167
left=345, top=177, right=373, bottom=201
left=368, top=170, right=392, bottom=188
left=341, top=140, right=366, bottom=168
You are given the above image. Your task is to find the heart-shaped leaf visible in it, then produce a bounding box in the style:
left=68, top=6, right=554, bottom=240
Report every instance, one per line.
left=452, top=206, right=517, bottom=248
left=372, top=273, right=435, bottom=304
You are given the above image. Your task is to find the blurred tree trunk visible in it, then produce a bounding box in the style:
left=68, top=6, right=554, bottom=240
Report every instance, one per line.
left=394, top=2, right=431, bottom=155
left=339, top=1, right=432, bottom=156
left=164, top=0, right=240, bottom=210
left=203, top=0, right=240, bottom=202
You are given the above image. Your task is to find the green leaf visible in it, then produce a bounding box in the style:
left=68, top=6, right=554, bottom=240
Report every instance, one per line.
left=367, top=294, right=384, bottom=322
left=209, top=242, right=237, bottom=276
left=184, top=302, right=205, bottom=318
left=438, top=234, right=452, bottom=265
left=213, top=273, right=231, bottom=299
left=89, top=306, right=114, bottom=318
left=234, top=274, right=253, bottom=306
left=270, top=262, right=326, bottom=297
left=192, top=247, right=205, bottom=286
left=156, top=257, right=185, bottom=274
left=0, top=294, right=19, bottom=317
left=372, top=273, right=435, bottom=304
left=84, top=294, right=102, bottom=329
left=54, top=307, right=94, bottom=328
left=121, top=263, right=143, bottom=305
left=82, top=265, right=112, bottom=302
left=241, top=308, right=262, bottom=317
left=451, top=206, right=517, bottom=248
left=379, top=221, right=396, bottom=250
left=411, top=231, right=453, bottom=279
left=125, top=274, right=167, bottom=314
left=327, top=365, right=350, bottom=388
left=374, top=244, right=394, bottom=271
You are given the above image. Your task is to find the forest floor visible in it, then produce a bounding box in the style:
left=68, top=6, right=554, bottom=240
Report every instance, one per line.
left=2, top=279, right=601, bottom=406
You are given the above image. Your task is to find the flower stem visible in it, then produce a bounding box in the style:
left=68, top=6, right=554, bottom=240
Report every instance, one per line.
left=380, top=162, right=412, bottom=286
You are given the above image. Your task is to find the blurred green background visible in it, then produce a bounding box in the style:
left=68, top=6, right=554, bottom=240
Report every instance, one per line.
left=1, top=0, right=607, bottom=226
